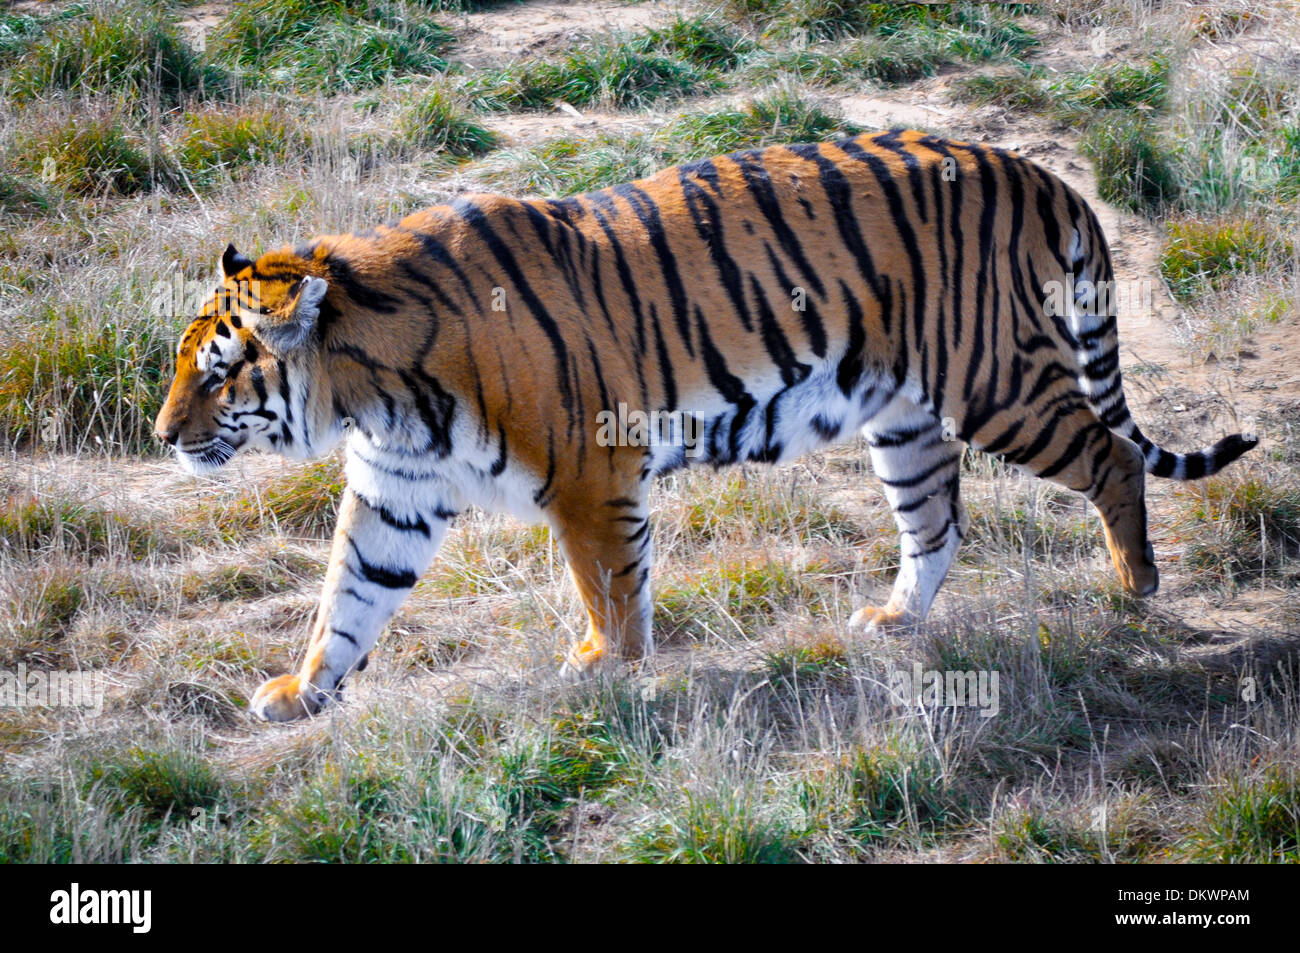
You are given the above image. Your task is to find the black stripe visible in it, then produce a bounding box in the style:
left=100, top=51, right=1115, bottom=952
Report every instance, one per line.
left=732, top=150, right=826, bottom=298
left=346, top=536, right=417, bottom=589
left=613, top=183, right=694, bottom=357
left=356, top=492, right=432, bottom=537
left=455, top=199, right=573, bottom=414
left=679, top=164, right=752, bottom=331
left=324, top=257, right=400, bottom=314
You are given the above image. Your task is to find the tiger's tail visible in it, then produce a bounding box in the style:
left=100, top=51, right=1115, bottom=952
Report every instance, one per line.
left=1064, top=209, right=1257, bottom=481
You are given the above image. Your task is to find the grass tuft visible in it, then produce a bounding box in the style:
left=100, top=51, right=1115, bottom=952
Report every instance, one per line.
left=662, top=89, right=860, bottom=161
left=467, top=41, right=714, bottom=111
left=84, top=747, right=226, bottom=825
left=1160, top=216, right=1294, bottom=302
left=395, top=86, right=499, bottom=156
left=1188, top=766, right=1300, bottom=862
left=634, top=14, right=756, bottom=71
left=8, top=1, right=224, bottom=106
left=1081, top=114, right=1180, bottom=217
left=0, top=307, right=175, bottom=453
left=0, top=493, right=174, bottom=561
left=208, top=0, right=454, bottom=93
left=1177, top=474, right=1300, bottom=587
left=175, top=105, right=300, bottom=188
left=194, top=459, right=347, bottom=541
left=12, top=112, right=167, bottom=198
left=470, top=131, right=664, bottom=196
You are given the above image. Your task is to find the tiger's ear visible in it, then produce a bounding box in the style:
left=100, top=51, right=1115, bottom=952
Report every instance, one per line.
left=221, top=243, right=255, bottom=280
left=253, top=275, right=328, bottom=355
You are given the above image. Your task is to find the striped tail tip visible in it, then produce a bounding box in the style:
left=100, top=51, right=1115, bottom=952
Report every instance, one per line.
left=1143, top=431, right=1258, bottom=480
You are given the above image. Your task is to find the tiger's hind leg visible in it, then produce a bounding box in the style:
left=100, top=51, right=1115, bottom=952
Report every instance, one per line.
left=1006, top=405, right=1158, bottom=596
left=550, top=479, right=654, bottom=673
left=851, top=394, right=967, bottom=632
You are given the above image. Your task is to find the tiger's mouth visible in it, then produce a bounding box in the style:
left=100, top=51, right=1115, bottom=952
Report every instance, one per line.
left=175, top=436, right=240, bottom=473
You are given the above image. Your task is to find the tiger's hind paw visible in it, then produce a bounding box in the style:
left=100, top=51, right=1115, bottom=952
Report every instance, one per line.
left=558, top=641, right=600, bottom=682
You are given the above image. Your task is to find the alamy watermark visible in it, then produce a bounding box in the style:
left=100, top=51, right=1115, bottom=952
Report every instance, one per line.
left=1041, top=275, right=1156, bottom=323
left=50, top=883, right=151, bottom=933
left=0, top=663, right=105, bottom=716
left=595, top=402, right=706, bottom=458
left=887, top=662, right=999, bottom=718
left=148, top=275, right=262, bottom=319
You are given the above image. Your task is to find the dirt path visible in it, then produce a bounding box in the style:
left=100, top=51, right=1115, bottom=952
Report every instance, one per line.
left=453, top=0, right=678, bottom=67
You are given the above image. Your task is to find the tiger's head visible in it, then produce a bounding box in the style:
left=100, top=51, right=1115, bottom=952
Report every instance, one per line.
left=154, top=243, right=337, bottom=473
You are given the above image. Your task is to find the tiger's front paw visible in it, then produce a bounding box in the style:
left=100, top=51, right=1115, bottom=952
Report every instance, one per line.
left=848, top=605, right=909, bottom=633
left=250, top=674, right=325, bottom=722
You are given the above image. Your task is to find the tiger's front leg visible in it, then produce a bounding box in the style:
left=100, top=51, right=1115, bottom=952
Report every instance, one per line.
left=251, top=487, right=449, bottom=721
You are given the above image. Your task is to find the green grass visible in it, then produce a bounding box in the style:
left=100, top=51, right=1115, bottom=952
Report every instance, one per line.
left=1160, top=217, right=1294, bottom=302
left=954, top=58, right=1171, bottom=122
left=266, top=762, right=428, bottom=862
left=467, top=41, right=714, bottom=111
left=0, top=778, right=142, bottom=862
left=0, top=8, right=88, bottom=68
left=762, top=636, right=850, bottom=685
left=1188, top=766, right=1300, bottom=862
left=1047, top=57, right=1170, bottom=117
left=951, top=67, right=1051, bottom=109
left=662, top=89, right=860, bottom=162
left=0, top=493, right=173, bottom=562
left=208, top=0, right=454, bottom=93
left=1178, top=474, right=1300, bottom=588
left=395, top=86, right=498, bottom=156
left=1, top=568, right=85, bottom=664
left=744, top=33, right=958, bottom=87
left=838, top=743, right=963, bottom=838
left=0, top=307, right=176, bottom=453
left=419, top=0, right=522, bottom=9
left=655, top=557, right=831, bottom=641
left=194, top=458, right=347, bottom=541
left=952, top=57, right=1203, bottom=220
left=471, top=90, right=856, bottom=194
left=175, top=105, right=300, bottom=188
left=257, top=695, right=641, bottom=863
left=992, top=807, right=1117, bottom=862
left=1081, top=114, right=1180, bottom=217
left=178, top=551, right=319, bottom=603
left=427, top=520, right=551, bottom=596
left=11, top=112, right=167, bottom=198
left=471, top=131, right=665, bottom=196
left=670, top=471, right=865, bottom=547
left=962, top=495, right=1099, bottom=562
left=731, top=0, right=1036, bottom=87
left=0, top=174, right=52, bottom=215
left=632, top=14, right=756, bottom=71
left=627, top=787, right=806, bottom=863
left=1161, top=63, right=1299, bottom=212
left=1218, top=64, right=1296, bottom=137
left=83, top=747, right=227, bottom=825
left=6, top=1, right=224, bottom=106
left=724, top=0, right=1036, bottom=52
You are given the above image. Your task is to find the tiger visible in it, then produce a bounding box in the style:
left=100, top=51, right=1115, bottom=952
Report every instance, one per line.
left=153, top=128, right=1257, bottom=722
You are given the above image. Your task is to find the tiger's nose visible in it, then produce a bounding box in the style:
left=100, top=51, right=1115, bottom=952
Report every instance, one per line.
left=155, top=425, right=180, bottom=446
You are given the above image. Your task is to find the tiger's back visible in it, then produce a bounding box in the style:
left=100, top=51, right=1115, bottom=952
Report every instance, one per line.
left=154, top=129, right=1256, bottom=721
